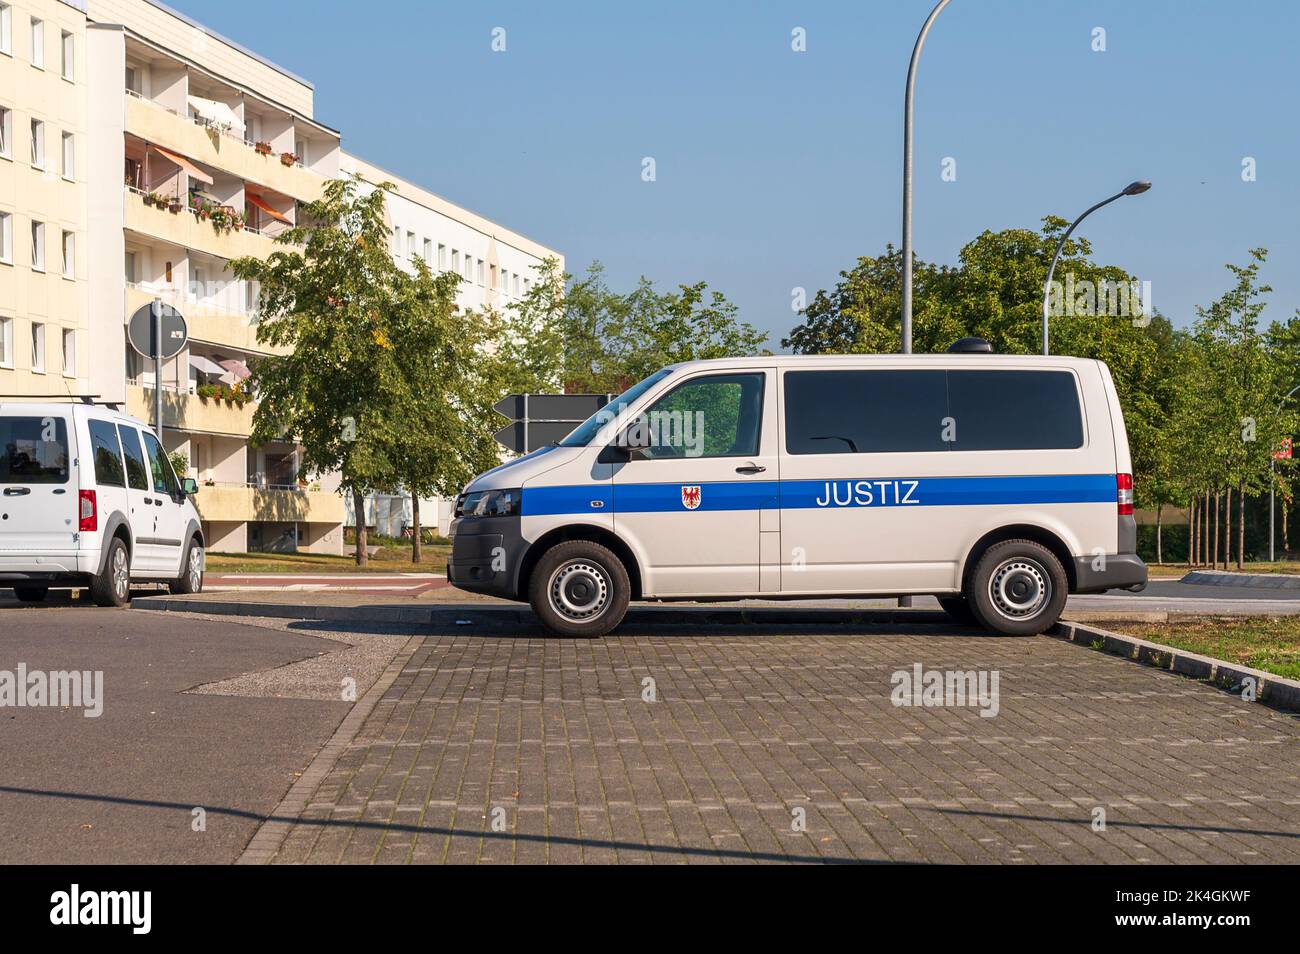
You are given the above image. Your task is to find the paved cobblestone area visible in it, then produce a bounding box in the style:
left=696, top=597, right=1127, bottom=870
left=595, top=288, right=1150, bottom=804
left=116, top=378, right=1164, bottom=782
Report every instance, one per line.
left=262, top=623, right=1300, bottom=864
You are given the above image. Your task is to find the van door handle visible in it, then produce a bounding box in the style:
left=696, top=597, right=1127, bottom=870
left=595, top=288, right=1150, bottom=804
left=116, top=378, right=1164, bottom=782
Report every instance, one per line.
left=3, top=487, right=30, bottom=496
left=143, top=497, right=154, bottom=505
left=735, top=464, right=767, bottom=475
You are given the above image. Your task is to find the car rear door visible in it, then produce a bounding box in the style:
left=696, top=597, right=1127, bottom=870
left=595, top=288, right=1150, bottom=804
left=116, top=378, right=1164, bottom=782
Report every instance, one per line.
left=141, top=429, right=187, bottom=576
left=116, top=423, right=156, bottom=572
left=0, top=411, right=75, bottom=559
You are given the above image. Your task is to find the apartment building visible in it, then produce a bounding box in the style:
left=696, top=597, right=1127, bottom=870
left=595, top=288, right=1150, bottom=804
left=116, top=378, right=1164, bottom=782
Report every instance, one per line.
left=0, top=0, right=90, bottom=398
left=1, top=0, right=564, bottom=555
left=343, top=154, right=564, bottom=537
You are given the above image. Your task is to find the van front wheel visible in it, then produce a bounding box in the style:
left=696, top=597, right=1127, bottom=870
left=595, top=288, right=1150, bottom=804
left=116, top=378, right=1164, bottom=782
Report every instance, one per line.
left=966, top=539, right=1067, bottom=636
left=528, top=540, right=631, bottom=638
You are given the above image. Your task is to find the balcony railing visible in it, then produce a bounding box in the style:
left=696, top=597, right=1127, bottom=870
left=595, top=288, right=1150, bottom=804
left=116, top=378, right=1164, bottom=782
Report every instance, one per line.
left=126, top=89, right=309, bottom=167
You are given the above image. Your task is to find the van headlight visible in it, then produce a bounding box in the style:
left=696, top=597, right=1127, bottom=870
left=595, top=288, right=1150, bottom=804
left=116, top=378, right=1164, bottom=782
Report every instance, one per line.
left=455, top=488, right=522, bottom=518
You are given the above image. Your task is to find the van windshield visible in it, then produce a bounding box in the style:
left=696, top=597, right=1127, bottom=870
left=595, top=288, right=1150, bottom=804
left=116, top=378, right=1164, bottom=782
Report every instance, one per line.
left=558, top=369, right=673, bottom=447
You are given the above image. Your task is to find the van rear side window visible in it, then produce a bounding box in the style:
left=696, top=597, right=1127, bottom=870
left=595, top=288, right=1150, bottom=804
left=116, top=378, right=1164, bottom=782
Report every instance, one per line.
left=87, top=419, right=126, bottom=488
left=784, top=369, right=1084, bottom=454
left=0, top=416, right=69, bottom=483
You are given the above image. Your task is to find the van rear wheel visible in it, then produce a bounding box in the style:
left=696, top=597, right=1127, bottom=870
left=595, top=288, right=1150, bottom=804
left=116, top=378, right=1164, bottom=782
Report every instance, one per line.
left=966, top=539, right=1067, bottom=636
left=13, top=587, right=48, bottom=603
left=528, top=540, right=631, bottom=638
left=90, top=537, right=131, bottom=608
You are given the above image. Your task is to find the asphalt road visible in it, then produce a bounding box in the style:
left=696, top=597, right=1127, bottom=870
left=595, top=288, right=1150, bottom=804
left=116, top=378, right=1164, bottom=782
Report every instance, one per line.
left=0, top=607, right=353, bottom=864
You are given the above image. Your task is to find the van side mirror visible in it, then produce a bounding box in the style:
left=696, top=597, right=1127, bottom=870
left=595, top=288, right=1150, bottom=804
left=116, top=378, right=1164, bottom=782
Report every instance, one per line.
left=181, top=478, right=199, bottom=495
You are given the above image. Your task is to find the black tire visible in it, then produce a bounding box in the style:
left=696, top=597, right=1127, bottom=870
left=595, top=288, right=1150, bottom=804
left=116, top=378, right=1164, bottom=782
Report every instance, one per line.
left=937, top=595, right=978, bottom=626
left=966, top=539, right=1068, bottom=636
left=528, top=540, right=631, bottom=638
left=170, top=537, right=204, bottom=595
left=90, top=536, right=131, bottom=608
left=13, top=587, right=48, bottom=603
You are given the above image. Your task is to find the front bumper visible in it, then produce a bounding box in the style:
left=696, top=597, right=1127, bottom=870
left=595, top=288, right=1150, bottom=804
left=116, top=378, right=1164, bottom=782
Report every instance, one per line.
left=446, top=515, right=526, bottom=600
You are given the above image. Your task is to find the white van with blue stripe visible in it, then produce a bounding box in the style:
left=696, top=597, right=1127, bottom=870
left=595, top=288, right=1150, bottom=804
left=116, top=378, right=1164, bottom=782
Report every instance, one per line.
left=449, top=341, right=1146, bottom=637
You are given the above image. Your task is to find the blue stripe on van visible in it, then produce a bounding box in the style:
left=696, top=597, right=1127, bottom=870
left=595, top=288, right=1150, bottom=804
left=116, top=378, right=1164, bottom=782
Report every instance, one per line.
left=520, top=474, right=1117, bottom=516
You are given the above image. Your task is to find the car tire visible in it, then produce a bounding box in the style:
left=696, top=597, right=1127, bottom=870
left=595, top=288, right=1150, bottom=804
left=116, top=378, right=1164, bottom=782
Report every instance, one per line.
left=966, top=539, right=1068, bottom=636
left=170, top=538, right=204, bottom=595
left=13, top=586, right=48, bottom=603
left=528, top=540, right=631, bottom=638
left=90, top=537, right=131, bottom=608
left=937, top=595, right=978, bottom=626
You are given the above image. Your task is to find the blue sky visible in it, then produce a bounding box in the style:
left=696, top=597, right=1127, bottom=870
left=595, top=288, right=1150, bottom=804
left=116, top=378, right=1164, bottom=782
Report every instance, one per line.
left=174, top=0, right=1300, bottom=350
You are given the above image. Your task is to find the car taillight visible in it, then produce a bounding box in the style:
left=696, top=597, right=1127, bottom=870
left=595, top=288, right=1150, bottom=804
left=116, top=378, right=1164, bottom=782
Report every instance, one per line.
left=1117, top=473, right=1134, bottom=515
left=79, top=489, right=97, bottom=532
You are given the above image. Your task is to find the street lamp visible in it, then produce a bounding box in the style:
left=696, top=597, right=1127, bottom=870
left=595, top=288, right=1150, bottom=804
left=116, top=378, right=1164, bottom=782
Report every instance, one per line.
left=900, top=0, right=951, bottom=355
left=1041, top=180, right=1151, bottom=356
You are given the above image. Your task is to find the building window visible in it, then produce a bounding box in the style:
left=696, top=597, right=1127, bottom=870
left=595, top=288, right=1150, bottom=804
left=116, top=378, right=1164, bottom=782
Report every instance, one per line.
left=61, top=327, right=75, bottom=374
left=406, top=231, right=416, bottom=260
left=61, top=231, right=73, bottom=278
left=29, top=17, right=42, bottom=68
left=0, top=106, right=10, bottom=159
left=477, top=259, right=484, bottom=285
left=30, top=322, right=44, bottom=372
left=30, top=220, right=44, bottom=271
left=513, top=273, right=521, bottom=296
left=451, top=249, right=460, bottom=272
left=124, top=251, right=136, bottom=284
left=60, top=30, right=72, bottom=80
left=0, top=211, right=9, bottom=263
left=30, top=118, right=44, bottom=168
left=0, top=316, right=11, bottom=368
left=489, top=264, right=497, bottom=289
left=422, top=238, right=432, bottom=264
left=0, top=4, right=11, bottom=56
left=61, top=131, right=73, bottom=179
left=437, top=244, right=447, bottom=269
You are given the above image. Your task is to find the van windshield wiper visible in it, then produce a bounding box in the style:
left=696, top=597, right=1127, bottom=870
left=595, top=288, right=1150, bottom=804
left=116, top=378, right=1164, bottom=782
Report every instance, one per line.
left=811, top=435, right=860, bottom=453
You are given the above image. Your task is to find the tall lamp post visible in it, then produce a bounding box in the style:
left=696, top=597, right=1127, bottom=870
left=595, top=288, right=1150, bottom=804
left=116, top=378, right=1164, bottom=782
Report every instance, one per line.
left=1041, top=180, right=1151, bottom=355
left=1269, top=384, right=1300, bottom=561
left=900, top=0, right=951, bottom=355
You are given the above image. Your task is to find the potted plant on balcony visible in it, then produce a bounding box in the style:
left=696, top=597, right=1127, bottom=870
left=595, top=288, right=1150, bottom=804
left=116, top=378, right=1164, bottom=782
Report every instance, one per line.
left=280, top=151, right=300, bottom=167
left=254, top=141, right=273, bottom=156
left=142, top=192, right=156, bottom=207
left=196, top=383, right=220, bottom=402
left=167, top=195, right=183, bottom=214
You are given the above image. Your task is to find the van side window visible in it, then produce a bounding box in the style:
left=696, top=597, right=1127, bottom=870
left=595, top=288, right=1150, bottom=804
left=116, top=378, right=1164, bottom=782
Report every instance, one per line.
left=945, top=370, right=1083, bottom=450
left=141, top=431, right=178, bottom=496
left=0, top=416, right=69, bottom=484
left=87, top=419, right=126, bottom=488
left=784, top=370, right=947, bottom=454
left=631, top=373, right=764, bottom=459
left=117, top=424, right=150, bottom=491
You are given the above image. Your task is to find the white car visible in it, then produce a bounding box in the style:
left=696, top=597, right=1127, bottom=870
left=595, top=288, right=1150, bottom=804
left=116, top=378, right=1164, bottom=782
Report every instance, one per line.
left=0, top=401, right=205, bottom=606
left=448, top=342, right=1147, bottom=637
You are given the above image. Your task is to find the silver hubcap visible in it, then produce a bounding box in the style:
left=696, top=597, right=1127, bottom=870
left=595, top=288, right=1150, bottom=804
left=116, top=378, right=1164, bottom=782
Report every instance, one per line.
left=112, top=547, right=129, bottom=600
left=188, top=547, right=203, bottom=590
left=548, top=561, right=610, bottom=622
left=989, top=558, right=1050, bottom=620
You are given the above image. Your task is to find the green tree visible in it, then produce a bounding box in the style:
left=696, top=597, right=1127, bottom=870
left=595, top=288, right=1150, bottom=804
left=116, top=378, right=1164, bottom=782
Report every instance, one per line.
left=230, top=176, right=408, bottom=565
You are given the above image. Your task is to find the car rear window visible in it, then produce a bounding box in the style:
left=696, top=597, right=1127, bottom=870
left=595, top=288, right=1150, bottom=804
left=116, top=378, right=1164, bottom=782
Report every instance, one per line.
left=0, top=416, right=70, bottom=484
left=783, top=368, right=1084, bottom=454
left=87, top=419, right=126, bottom=488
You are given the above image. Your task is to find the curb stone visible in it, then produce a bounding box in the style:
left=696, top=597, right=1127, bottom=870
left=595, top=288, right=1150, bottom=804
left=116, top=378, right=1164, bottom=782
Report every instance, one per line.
left=236, top=633, right=424, bottom=864
left=1050, top=619, right=1300, bottom=713
left=1182, top=570, right=1300, bottom=590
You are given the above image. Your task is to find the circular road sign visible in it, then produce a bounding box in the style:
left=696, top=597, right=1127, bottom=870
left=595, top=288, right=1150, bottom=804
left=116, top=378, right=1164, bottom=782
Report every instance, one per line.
left=128, top=301, right=188, bottom=360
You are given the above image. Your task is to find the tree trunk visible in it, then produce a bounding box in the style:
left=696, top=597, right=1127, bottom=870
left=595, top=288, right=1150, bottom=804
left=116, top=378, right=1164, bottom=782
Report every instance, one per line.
left=1238, top=482, right=1245, bottom=569
left=353, top=486, right=368, bottom=566
left=1189, top=498, right=1198, bottom=567
left=1225, top=486, right=1232, bottom=570
left=411, top=493, right=422, bottom=564
left=1284, top=497, right=1291, bottom=557
left=1155, top=504, right=1163, bottom=565
left=1212, top=492, right=1220, bottom=570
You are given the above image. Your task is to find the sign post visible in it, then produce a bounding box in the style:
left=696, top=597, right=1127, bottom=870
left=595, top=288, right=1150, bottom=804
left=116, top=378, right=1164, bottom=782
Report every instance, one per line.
left=492, top=393, right=613, bottom=454
left=127, top=299, right=188, bottom=435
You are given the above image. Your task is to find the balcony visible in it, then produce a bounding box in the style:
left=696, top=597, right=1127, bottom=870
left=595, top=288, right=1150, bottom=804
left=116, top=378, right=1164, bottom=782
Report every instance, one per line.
left=127, top=384, right=255, bottom=438
left=125, top=187, right=279, bottom=263
left=125, top=284, right=286, bottom=357
left=192, top=483, right=345, bottom=525
left=125, top=93, right=326, bottom=205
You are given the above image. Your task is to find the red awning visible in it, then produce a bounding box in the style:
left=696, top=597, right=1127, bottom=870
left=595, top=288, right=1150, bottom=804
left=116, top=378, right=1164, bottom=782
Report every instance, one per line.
left=150, top=145, right=214, bottom=185
left=246, top=192, right=291, bottom=225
